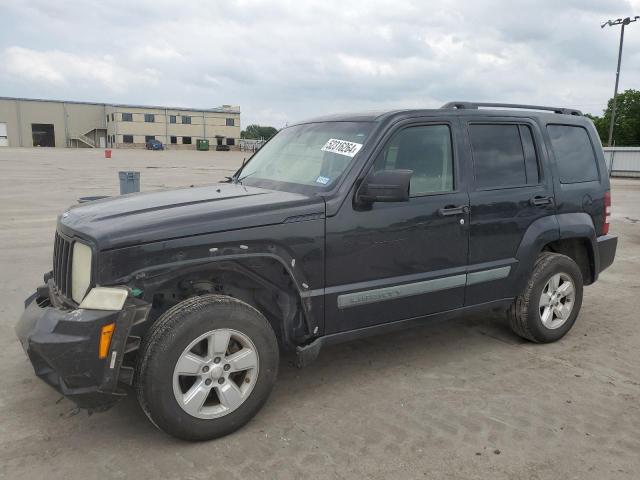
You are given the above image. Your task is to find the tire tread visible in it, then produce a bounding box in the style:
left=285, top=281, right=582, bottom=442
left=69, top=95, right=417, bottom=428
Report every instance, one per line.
left=135, top=294, right=277, bottom=440
left=508, top=252, right=581, bottom=343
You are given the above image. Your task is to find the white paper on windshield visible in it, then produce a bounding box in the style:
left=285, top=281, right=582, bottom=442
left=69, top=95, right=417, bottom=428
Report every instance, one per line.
left=321, top=138, right=363, bottom=157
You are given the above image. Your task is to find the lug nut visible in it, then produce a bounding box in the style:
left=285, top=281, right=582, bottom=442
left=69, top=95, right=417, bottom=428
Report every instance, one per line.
left=205, top=379, right=212, bottom=386
left=202, top=365, right=209, bottom=373
left=213, top=357, right=221, bottom=364
left=218, top=378, right=225, bottom=384
left=223, top=364, right=231, bottom=371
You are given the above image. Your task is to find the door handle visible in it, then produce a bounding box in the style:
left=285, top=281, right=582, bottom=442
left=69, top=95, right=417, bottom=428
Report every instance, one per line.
left=438, top=205, right=469, bottom=216
left=529, top=196, right=554, bottom=207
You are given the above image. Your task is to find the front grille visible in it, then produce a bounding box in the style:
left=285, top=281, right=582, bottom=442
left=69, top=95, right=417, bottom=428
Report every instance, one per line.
left=53, top=232, right=73, bottom=299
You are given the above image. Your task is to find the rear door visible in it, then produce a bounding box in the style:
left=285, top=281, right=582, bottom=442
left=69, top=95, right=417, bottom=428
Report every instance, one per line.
left=464, top=117, right=555, bottom=305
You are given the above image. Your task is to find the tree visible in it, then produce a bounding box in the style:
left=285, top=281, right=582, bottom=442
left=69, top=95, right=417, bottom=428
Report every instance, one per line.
left=241, top=124, right=278, bottom=140
left=589, top=89, right=640, bottom=146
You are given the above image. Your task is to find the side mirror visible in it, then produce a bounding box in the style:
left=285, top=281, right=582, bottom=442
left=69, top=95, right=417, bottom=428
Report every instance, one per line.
left=357, top=169, right=413, bottom=204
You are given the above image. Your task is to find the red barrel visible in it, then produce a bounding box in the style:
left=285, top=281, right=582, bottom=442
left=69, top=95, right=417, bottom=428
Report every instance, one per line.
left=104, top=149, right=112, bottom=159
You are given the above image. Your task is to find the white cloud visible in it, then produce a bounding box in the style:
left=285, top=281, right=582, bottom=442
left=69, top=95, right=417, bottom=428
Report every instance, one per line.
left=337, top=54, right=396, bottom=77
left=0, top=0, right=639, bottom=126
left=1, top=46, right=159, bottom=93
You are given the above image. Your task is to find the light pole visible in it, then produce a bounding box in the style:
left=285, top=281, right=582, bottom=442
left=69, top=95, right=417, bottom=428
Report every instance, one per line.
left=601, top=16, right=639, bottom=147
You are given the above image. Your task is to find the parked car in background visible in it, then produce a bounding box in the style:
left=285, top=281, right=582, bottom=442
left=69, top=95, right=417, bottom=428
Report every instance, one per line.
left=145, top=139, right=164, bottom=150
left=16, top=102, right=616, bottom=441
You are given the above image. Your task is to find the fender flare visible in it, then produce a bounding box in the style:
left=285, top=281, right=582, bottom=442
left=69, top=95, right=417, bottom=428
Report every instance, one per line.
left=111, top=249, right=319, bottom=347
left=512, top=215, right=560, bottom=292
left=556, top=212, right=600, bottom=282
left=513, top=212, right=599, bottom=292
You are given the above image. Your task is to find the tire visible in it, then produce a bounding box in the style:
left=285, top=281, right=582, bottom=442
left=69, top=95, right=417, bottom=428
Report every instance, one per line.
left=508, top=252, right=584, bottom=343
left=135, top=295, right=279, bottom=441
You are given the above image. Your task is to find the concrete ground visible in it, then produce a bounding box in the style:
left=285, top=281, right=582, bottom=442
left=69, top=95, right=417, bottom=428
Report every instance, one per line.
left=0, top=147, right=639, bottom=480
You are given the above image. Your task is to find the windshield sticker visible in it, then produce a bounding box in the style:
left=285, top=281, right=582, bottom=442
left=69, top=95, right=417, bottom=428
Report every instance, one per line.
left=315, top=176, right=331, bottom=185
left=321, top=138, right=363, bottom=157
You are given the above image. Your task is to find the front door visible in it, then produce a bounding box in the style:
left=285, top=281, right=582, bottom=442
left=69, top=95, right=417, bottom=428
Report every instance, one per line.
left=325, top=120, right=470, bottom=334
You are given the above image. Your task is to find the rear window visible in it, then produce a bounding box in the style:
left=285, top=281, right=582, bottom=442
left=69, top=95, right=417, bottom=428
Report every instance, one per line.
left=547, top=125, right=599, bottom=183
left=469, top=124, right=539, bottom=189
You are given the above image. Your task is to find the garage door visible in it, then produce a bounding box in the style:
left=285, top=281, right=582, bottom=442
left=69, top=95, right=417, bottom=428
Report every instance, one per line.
left=0, top=123, right=7, bottom=147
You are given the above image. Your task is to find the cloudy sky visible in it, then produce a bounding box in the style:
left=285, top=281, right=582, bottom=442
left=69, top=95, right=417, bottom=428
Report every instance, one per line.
left=1, top=0, right=639, bottom=127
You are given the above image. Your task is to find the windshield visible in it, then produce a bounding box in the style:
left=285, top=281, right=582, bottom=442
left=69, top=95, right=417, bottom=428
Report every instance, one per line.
left=236, top=121, right=374, bottom=192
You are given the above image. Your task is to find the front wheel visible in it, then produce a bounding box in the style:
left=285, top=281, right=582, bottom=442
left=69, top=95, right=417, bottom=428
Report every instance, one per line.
left=508, top=252, right=584, bottom=343
left=136, top=295, right=279, bottom=441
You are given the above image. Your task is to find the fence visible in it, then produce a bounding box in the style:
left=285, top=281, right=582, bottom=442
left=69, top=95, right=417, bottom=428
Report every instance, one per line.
left=239, top=138, right=266, bottom=153
left=603, top=147, right=640, bottom=178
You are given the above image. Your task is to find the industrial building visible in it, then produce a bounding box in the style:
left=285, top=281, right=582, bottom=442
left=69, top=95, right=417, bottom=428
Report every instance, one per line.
left=0, top=97, right=241, bottom=149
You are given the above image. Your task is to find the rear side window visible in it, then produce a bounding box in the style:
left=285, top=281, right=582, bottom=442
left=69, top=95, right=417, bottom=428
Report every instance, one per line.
left=469, top=124, right=539, bottom=189
left=547, top=125, right=599, bottom=183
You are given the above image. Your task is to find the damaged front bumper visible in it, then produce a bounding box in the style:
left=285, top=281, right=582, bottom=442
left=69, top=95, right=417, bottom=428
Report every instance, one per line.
left=15, top=283, right=149, bottom=411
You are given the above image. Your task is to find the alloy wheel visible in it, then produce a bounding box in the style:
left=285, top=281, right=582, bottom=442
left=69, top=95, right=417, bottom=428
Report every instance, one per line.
left=172, top=329, right=259, bottom=419
left=539, top=273, right=575, bottom=330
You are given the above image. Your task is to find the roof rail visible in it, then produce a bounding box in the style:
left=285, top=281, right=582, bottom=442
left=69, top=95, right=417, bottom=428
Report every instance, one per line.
left=441, top=101, right=583, bottom=116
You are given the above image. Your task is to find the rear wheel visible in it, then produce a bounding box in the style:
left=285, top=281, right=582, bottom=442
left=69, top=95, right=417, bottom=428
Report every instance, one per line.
left=508, top=252, right=584, bottom=343
left=136, top=295, right=278, bottom=441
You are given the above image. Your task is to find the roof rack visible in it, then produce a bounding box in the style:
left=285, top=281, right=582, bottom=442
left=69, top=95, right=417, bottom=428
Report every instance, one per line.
left=441, top=101, right=583, bottom=116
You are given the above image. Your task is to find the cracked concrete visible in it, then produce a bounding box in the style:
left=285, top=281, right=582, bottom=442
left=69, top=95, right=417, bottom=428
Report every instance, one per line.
left=1, top=148, right=639, bottom=479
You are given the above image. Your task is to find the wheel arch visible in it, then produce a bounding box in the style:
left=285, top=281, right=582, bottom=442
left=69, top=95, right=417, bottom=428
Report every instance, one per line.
left=513, top=212, right=600, bottom=294
left=541, top=237, right=596, bottom=285
left=125, top=254, right=318, bottom=350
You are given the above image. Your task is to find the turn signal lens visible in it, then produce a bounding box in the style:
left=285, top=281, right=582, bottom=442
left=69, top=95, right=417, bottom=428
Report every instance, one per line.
left=99, top=323, right=115, bottom=359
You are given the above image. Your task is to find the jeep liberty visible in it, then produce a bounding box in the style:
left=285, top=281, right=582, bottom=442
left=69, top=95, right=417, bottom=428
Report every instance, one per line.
left=16, top=102, right=617, bottom=440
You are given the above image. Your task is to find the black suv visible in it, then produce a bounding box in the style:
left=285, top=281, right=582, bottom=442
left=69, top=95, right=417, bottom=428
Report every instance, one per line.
left=16, top=102, right=617, bottom=441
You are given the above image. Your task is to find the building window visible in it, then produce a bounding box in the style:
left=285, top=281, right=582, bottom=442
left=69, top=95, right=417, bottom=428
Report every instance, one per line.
left=111, top=113, right=115, bottom=122
left=182, top=136, right=192, bottom=145
left=169, top=115, right=176, bottom=124
left=145, top=135, right=155, bottom=143
left=182, top=115, right=191, bottom=124
left=170, top=136, right=177, bottom=144
left=106, top=115, right=109, bottom=124
left=226, top=138, right=235, bottom=146
left=226, top=118, right=235, bottom=126
left=144, top=114, right=155, bottom=123
left=122, top=112, right=133, bottom=122
left=123, top=135, right=133, bottom=143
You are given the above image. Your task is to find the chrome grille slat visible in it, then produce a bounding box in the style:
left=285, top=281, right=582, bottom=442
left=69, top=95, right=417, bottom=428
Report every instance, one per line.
left=53, top=232, right=73, bottom=299
left=64, top=244, right=73, bottom=297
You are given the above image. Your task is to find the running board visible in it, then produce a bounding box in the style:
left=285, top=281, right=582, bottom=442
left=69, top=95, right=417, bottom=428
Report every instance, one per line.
left=295, top=298, right=512, bottom=368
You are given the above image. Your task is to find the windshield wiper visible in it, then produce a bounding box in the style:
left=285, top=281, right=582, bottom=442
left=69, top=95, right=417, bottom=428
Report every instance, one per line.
left=234, top=170, right=256, bottom=185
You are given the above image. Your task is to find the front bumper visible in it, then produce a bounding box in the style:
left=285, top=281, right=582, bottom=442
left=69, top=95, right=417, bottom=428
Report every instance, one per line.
left=15, top=284, right=149, bottom=411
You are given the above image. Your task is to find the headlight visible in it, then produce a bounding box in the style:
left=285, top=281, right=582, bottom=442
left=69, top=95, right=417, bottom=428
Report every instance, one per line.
left=79, top=287, right=128, bottom=311
left=71, top=242, right=92, bottom=303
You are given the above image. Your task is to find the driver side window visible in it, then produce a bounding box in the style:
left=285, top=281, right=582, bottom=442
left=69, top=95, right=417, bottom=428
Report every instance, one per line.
left=373, top=124, right=454, bottom=195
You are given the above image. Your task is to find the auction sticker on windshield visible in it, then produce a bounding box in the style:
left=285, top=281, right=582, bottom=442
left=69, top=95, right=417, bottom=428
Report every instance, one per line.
left=321, top=138, right=363, bottom=157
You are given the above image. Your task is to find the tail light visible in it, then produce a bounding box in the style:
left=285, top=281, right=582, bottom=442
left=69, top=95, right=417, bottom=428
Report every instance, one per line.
left=603, top=190, right=611, bottom=235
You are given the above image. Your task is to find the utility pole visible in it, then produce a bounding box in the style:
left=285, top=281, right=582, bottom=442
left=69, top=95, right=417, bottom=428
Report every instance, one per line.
left=601, top=16, right=639, bottom=146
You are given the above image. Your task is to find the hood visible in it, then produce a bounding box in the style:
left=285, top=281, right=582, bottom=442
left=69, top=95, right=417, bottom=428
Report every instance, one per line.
left=58, top=183, right=325, bottom=250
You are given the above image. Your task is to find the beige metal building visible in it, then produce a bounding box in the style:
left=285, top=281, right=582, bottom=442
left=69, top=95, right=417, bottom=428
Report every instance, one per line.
left=0, top=97, right=241, bottom=149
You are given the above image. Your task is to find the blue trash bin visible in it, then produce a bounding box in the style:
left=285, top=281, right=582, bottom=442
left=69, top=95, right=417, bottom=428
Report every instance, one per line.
left=119, top=171, right=140, bottom=195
